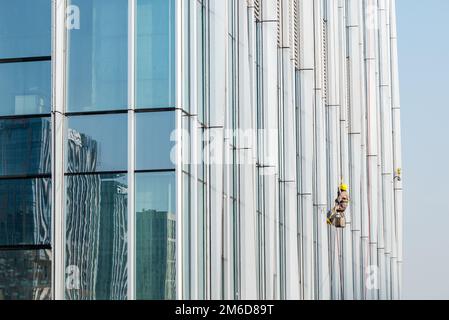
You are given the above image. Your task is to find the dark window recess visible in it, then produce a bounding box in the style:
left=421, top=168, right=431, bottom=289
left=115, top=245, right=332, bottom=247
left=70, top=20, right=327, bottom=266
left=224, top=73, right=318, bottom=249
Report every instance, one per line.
left=0, top=118, right=51, bottom=176
left=0, top=249, right=52, bottom=300
left=0, top=178, right=51, bottom=246
left=65, top=173, right=128, bottom=300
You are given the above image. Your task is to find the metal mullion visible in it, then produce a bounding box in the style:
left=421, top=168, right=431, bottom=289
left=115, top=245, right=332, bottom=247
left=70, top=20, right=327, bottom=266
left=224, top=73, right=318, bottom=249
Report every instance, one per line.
left=0, top=56, right=51, bottom=64
left=52, top=0, right=67, bottom=301
left=0, top=113, right=51, bottom=120
left=0, top=244, right=52, bottom=251
left=134, top=107, right=178, bottom=114
left=65, top=109, right=129, bottom=117
left=127, top=0, right=136, bottom=301
left=175, top=0, right=184, bottom=300
left=64, top=171, right=128, bottom=177
left=0, top=174, right=51, bottom=180
left=135, top=169, right=176, bottom=174
left=189, top=0, right=199, bottom=300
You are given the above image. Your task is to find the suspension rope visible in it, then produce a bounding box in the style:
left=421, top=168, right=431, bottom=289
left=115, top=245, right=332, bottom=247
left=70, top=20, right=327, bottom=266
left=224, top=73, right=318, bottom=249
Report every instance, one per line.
left=335, top=229, right=344, bottom=299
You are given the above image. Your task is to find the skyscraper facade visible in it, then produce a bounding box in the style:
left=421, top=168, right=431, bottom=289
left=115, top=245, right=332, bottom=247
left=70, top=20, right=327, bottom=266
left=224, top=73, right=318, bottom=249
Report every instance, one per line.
left=0, top=0, right=403, bottom=300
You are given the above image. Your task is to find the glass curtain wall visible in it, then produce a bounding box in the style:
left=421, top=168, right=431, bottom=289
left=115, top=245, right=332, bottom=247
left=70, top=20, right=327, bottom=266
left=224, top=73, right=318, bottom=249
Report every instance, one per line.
left=135, top=0, right=176, bottom=300
left=65, top=0, right=129, bottom=300
left=135, top=112, right=176, bottom=300
left=64, top=0, right=177, bottom=300
left=67, top=0, right=128, bottom=112
left=0, top=0, right=178, bottom=300
left=0, top=0, right=52, bottom=300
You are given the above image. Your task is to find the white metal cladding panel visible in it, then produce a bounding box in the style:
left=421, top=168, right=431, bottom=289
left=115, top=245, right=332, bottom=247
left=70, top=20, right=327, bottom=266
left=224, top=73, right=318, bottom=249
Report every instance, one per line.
left=237, top=0, right=258, bottom=300
left=312, top=0, right=330, bottom=300
left=208, top=0, right=227, bottom=129
left=378, top=0, right=395, bottom=301
left=263, top=0, right=278, bottom=21
left=338, top=0, right=355, bottom=301
left=299, top=0, right=314, bottom=70
left=279, top=46, right=299, bottom=299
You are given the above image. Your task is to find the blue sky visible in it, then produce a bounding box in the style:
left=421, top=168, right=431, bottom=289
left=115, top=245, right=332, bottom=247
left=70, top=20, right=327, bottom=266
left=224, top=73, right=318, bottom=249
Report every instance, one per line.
left=397, top=0, right=449, bottom=299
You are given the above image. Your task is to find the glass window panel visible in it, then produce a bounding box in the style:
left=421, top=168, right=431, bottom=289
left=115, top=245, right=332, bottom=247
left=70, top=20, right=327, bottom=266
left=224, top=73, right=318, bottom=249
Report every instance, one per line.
left=136, top=172, right=176, bottom=300
left=65, top=174, right=128, bottom=300
left=0, top=178, right=51, bottom=246
left=136, top=0, right=175, bottom=108
left=66, top=114, right=127, bottom=173
left=67, top=0, right=128, bottom=112
left=0, top=249, right=52, bottom=300
left=136, top=112, right=175, bottom=170
left=0, top=118, right=51, bottom=176
left=0, top=0, right=51, bottom=59
left=0, top=61, right=51, bottom=116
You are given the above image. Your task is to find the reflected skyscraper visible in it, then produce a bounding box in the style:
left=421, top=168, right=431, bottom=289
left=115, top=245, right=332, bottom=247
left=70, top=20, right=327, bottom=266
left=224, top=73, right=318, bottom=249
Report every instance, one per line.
left=0, top=118, right=52, bottom=300
left=137, top=210, right=176, bottom=299
left=0, top=249, right=51, bottom=300
left=0, top=118, right=52, bottom=245
left=0, top=118, right=51, bottom=176
left=65, top=128, right=127, bottom=300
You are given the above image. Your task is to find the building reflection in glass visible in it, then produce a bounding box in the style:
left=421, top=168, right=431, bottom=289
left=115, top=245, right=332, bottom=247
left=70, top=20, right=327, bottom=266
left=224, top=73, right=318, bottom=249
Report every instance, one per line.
left=0, top=178, right=51, bottom=246
left=0, top=118, right=51, bottom=176
left=136, top=172, right=176, bottom=300
left=0, top=117, right=52, bottom=300
left=65, top=125, right=127, bottom=300
left=0, top=249, right=51, bottom=300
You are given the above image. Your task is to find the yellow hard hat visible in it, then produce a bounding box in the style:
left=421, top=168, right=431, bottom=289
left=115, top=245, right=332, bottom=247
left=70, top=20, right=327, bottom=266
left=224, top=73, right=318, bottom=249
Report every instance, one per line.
left=340, top=183, right=348, bottom=192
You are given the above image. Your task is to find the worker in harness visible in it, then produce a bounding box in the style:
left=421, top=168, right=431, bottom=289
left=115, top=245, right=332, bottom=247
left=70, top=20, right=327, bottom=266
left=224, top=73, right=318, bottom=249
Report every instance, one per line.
left=327, top=183, right=350, bottom=228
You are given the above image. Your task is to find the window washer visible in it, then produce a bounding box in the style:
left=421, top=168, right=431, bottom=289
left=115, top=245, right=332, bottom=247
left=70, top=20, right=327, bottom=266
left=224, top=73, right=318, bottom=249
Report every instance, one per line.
left=394, top=168, right=402, bottom=182
left=327, top=183, right=350, bottom=228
